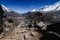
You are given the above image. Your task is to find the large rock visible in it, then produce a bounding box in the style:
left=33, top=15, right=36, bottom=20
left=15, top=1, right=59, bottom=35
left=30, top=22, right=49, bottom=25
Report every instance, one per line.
left=38, top=22, right=47, bottom=30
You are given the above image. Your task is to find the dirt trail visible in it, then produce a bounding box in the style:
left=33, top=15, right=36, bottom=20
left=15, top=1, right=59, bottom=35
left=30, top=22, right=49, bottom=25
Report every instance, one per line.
left=0, top=21, right=42, bottom=40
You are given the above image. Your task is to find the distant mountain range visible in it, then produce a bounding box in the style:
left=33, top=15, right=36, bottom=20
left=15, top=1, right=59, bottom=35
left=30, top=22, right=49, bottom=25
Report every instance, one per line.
left=39, top=1, right=60, bottom=23
left=23, top=1, right=60, bottom=24
left=39, top=1, right=60, bottom=12
left=0, top=4, right=20, bottom=17
left=1, top=1, right=60, bottom=23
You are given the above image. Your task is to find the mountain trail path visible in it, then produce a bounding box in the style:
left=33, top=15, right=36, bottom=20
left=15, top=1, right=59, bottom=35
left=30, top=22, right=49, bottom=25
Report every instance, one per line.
left=0, top=21, right=42, bottom=40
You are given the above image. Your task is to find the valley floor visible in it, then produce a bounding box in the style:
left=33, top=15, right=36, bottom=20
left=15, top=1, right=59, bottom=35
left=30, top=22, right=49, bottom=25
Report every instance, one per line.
left=0, top=21, right=42, bottom=40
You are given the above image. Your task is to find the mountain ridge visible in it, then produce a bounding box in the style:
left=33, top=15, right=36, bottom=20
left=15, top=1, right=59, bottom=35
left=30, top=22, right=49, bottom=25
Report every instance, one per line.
left=0, top=4, right=21, bottom=17
left=39, top=1, right=60, bottom=12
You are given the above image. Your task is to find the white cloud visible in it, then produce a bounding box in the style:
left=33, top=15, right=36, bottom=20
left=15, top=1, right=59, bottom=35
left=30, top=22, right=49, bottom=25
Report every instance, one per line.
left=30, top=5, right=34, bottom=8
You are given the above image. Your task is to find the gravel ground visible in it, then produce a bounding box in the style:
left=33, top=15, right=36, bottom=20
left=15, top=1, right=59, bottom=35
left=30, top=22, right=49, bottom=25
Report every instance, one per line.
left=0, top=21, right=42, bottom=40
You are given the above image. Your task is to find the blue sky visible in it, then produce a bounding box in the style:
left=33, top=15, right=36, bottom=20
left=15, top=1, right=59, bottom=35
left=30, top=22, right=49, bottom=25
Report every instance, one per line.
left=0, top=0, right=60, bottom=13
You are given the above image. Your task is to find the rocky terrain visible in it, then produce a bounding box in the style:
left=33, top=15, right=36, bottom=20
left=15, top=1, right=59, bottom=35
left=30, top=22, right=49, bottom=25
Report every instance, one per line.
left=0, top=19, right=42, bottom=40
left=0, top=4, right=43, bottom=40
left=0, top=1, right=60, bottom=40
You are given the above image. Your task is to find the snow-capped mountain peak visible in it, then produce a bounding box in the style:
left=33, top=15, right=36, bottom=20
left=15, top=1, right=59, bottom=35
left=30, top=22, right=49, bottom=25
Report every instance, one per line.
left=39, top=1, right=60, bottom=12
left=1, top=4, right=11, bottom=12
left=0, top=4, right=20, bottom=17
left=55, top=1, right=60, bottom=5
left=31, top=9, right=37, bottom=12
